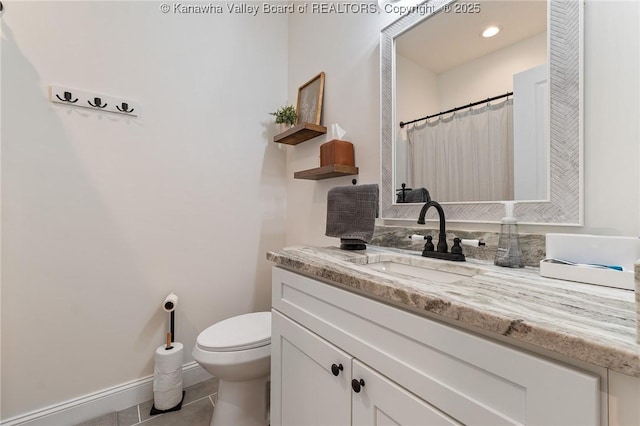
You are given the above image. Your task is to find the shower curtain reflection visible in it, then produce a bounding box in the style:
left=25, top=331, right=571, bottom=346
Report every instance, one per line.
left=406, top=99, right=513, bottom=202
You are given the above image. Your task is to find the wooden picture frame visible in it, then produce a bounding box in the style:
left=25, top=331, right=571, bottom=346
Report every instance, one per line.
left=296, top=72, right=325, bottom=125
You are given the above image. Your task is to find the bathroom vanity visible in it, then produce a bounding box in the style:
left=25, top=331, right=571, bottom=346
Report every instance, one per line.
left=268, top=246, right=640, bottom=425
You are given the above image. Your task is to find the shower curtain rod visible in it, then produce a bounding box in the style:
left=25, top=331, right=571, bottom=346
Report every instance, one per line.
left=399, top=91, right=513, bottom=128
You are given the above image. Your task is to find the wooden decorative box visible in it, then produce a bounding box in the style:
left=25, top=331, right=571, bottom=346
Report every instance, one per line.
left=320, top=140, right=354, bottom=167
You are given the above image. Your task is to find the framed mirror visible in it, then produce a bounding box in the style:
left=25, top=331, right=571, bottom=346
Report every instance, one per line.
left=380, top=0, right=583, bottom=224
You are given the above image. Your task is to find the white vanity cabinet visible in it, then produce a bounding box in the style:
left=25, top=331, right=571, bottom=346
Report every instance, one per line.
left=272, top=311, right=462, bottom=426
left=271, top=267, right=601, bottom=426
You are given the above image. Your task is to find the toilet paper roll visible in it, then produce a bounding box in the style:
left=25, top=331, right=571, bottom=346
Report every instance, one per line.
left=154, top=342, right=183, bottom=372
left=153, top=342, right=183, bottom=410
left=409, top=234, right=427, bottom=241
left=163, top=293, right=178, bottom=312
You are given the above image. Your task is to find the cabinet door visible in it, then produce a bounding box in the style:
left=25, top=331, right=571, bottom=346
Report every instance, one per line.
left=271, top=310, right=352, bottom=426
left=352, top=360, right=463, bottom=426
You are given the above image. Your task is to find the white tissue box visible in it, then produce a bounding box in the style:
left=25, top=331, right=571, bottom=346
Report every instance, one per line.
left=540, top=233, right=638, bottom=291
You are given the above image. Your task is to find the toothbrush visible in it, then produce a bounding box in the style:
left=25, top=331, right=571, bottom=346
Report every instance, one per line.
left=544, top=258, right=624, bottom=271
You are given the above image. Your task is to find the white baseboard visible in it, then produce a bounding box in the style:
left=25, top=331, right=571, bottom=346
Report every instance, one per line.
left=1, top=362, right=213, bottom=426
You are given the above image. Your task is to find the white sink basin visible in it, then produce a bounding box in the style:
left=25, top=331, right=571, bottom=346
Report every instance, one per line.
left=365, top=261, right=471, bottom=283
left=361, top=252, right=490, bottom=284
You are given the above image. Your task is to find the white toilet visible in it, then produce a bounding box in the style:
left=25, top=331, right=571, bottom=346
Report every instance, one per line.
left=192, top=311, right=271, bottom=426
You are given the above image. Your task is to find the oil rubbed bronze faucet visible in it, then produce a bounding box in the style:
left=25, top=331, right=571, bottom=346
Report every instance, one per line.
left=417, top=201, right=466, bottom=262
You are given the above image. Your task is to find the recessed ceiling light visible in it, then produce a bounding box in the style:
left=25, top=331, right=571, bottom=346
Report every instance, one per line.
left=481, top=26, right=501, bottom=38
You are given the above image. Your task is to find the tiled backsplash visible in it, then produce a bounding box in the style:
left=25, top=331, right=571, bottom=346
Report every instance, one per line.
left=371, top=225, right=546, bottom=267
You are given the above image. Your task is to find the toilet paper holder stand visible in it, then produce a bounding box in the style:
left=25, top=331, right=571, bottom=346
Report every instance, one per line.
left=163, top=293, right=178, bottom=348
left=150, top=293, right=185, bottom=416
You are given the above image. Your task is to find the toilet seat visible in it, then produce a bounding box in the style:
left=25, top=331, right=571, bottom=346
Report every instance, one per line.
left=197, top=311, right=271, bottom=352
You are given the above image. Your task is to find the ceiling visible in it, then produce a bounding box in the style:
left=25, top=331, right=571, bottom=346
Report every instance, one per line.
left=395, top=0, right=547, bottom=74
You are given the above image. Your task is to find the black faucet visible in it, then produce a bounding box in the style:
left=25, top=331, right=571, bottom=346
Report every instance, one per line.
left=417, top=201, right=465, bottom=261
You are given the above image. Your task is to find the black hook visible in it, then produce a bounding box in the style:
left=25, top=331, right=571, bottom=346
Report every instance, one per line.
left=88, top=97, right=107, bottom=108
left=352, top=179, right=357, bottom=185
left=116, top=102, right=134, bottom=113
left=0, top=2, right=4, bottom=12
left=55, top=91, right=78, bottom=103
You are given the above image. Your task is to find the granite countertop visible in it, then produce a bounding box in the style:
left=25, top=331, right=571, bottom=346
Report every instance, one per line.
left=267, top=245, right=640, bottom=377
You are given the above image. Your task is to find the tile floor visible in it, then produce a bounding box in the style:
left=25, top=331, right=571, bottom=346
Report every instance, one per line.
left=76, top=379, right=218, bottom=426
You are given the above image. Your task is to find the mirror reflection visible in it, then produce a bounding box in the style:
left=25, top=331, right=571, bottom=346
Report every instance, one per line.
left=394, top=0, right=548, bottom=203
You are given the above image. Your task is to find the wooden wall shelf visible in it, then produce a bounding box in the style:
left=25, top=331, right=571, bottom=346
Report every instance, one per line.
left=274, top=122, right=327, bottom=145
left=294, top=164, right=359, bottom=180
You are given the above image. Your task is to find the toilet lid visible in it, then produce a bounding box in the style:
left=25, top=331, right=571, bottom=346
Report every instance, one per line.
left=197, top=311, right=271, bottom=352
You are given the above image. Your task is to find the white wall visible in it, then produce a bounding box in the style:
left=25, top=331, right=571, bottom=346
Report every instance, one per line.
left=437, top=32, right=547, bottom=110
left=396, top=54, right=440, bottom=126
left=582, top=0, right=639, bottom=236
left=286, top=0, right=640, bottom=247
left=1, top=1, right=287, bottom=420
left=395, top=54, right=439, bottom=186
left=396, top=32, right=546, bottom=124
left=285, top=9, right=394, bottom=246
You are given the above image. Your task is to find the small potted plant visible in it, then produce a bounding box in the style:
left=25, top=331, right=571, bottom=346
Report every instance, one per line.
left=270, top=105, right=297, bottom=131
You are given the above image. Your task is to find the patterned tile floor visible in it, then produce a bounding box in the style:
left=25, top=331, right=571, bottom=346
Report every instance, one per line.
left=76, top=379, right=218, bottom=426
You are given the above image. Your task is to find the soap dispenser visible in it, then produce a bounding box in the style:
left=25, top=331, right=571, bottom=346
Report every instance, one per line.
left=494, top=201, right=525, bottom=268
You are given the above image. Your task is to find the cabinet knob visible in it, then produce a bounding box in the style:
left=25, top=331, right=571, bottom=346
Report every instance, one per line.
left=331, top=363, right=344, bottom=376
left=351, top=378, right=365, bottom=393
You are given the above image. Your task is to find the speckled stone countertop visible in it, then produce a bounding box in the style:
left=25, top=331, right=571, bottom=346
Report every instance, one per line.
left=267, top=245, right=640, bottom=377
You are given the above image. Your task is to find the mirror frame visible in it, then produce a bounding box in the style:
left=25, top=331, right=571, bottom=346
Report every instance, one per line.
left=380, top=0, right=583, bottom=224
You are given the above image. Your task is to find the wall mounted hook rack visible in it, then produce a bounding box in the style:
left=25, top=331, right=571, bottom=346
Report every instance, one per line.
left=50, top=85, right=139, bottom=117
